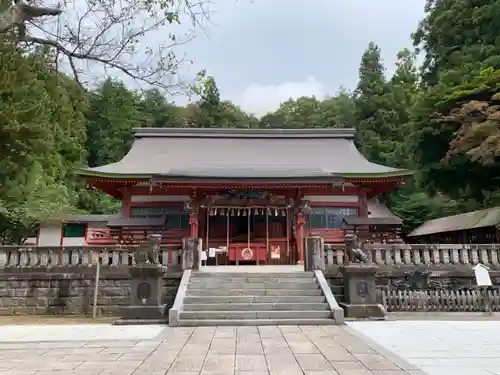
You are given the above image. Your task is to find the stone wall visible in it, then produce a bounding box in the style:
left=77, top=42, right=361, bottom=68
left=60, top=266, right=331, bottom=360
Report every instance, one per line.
left=325, top=264, right=500, bottom=305
left=327, top=264, right=500, bottom=286
left=0, top=266, right=181, bottom=316
left=1, top=260, right=499, bottom=317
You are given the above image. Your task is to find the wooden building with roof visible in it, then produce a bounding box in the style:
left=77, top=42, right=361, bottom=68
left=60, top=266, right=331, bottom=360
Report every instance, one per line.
left=343, top=200, right=404, bottom=244
left=77, top=127, right=412, bottom=265
left=24, top=215, right=119, bottom=247
left=408, top=206, right=500, bottom=244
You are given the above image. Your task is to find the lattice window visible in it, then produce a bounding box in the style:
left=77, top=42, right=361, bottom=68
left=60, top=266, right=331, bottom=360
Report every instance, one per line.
left=63, top=223, right=86, bottom=237
left=307, top=207, right=358, bottom=229
left=130, top=206, right=189, bottom=229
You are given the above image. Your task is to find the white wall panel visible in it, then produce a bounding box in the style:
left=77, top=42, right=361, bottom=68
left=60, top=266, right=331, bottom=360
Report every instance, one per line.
left=37, top=225, right=61, bottom=246
left=62, top=237, right=86, bottom=246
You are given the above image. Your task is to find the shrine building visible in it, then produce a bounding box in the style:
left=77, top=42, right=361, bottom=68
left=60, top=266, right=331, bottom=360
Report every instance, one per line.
left=77, top=128, right=412, bottom=265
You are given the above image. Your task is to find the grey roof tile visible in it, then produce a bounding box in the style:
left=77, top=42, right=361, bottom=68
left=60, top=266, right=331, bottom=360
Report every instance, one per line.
left=79, top=128, right=411, bottom=179
left=408, top=206, right=500, bottom=237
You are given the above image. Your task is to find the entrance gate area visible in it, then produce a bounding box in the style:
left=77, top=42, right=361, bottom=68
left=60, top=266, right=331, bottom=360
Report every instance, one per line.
left=200, top=206, right=298, bottom=266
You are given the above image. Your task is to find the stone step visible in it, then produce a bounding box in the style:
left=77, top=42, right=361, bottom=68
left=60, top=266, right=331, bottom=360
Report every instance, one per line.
left=183, top=295, right=327, bottom=304
left=186, top=289, right=323, bottom=296
left=189, top=280, right=317, bottom=285
left=179, top=310, right=333, bottom=320
left=177, top=318, right=336, bottom=326
left=191, top=275, right=315, bottom=281
left=191, top=272, right=313, bottom=279
left=183, top=303, right=330, bottom=311
left=190, top=277, right=316, bottom=283
left=188, top=282, right=318, bottom=289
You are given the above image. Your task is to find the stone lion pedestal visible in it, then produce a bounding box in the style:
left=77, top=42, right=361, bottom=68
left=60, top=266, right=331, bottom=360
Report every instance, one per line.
left=114, top=264, right=168, bottom=325
left=339, top=264, right=386, bottom=319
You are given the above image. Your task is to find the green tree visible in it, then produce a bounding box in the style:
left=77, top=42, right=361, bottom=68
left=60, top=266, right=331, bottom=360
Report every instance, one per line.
left=138, top=89, right=186, bottom=128
left=388, top=48, right=420, bottom=168
left=197, top=76, right=223, bottom=128
left=417, top=69, right=500, bottom=202
left=219, top=101, right=260, bottom=128
left=354, top=42, right=400, bottom=165
left=265, top=97, right=323, bottom=128
left=79, top=78, right=142, bottom=215
left=85, top=78, right=142, bottom=167
left=318, top=90, right=357, bottom=129
left=187, top=76, right=259, bottom=128
left=413, top=0, right=500, bottom=87
left=0, top=44, right=87, bottom=243
left=259, top=92, right=355, bottom=129
left=411, top=0, right=500, bottom=203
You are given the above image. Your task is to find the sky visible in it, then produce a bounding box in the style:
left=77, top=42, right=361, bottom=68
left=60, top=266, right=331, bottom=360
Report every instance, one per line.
left=175, top=0, right=426, bottom=116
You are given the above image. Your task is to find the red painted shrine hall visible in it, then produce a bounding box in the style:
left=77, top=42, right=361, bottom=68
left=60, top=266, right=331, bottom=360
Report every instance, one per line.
left=77, top=128, right=412, bottom=265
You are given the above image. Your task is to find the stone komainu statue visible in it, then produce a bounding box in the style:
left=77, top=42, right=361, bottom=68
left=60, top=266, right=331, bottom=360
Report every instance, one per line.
left=134, top=234, right=162, bottom=265
left=343, top=233, right=369, bottom=264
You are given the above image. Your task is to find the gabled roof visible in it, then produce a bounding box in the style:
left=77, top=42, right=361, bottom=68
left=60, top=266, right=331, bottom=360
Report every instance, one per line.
left=77, top=128, right=412, bottom=180
left=343, top=216, right=402, bottom=226
left=367, top=199, right=401, bottom=220
left=408, top=206, right=500, bottom=237
left=107, top=217, right=166, bottom=228
left=64, top=214, right=120, bottom=223
left=343, top=199, right=403, bottom=226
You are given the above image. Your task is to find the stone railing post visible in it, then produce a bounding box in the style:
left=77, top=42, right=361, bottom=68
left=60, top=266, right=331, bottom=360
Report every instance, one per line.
left=431, top=246, right=440, bottom=264
left=181, top=238, right=202, bottom=270
left=491, top=247, right=500, bottom=267
left=0, top=248, right=7, bottom=267
left=421, top=247, right=431, bottom=264
left=304, top=236, right=325, bottom=271
left=325, top=246, right=334, bottom=267
left=335, top=248, right=344, bottom=265
left=470, top=247, right=479, bottom=264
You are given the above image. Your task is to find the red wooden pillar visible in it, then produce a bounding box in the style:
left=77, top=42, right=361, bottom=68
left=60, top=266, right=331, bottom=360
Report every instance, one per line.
left=359, top=187, right=368, bottom=217
left=189, top=213, right=199, bottom=238
left=296, top=213, right=307, bottom=264
left=121, top=189, right=132, bottom=217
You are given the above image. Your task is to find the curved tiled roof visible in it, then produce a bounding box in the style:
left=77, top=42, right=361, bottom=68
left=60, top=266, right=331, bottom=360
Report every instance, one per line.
left=78, top=128, right=412, bottom=180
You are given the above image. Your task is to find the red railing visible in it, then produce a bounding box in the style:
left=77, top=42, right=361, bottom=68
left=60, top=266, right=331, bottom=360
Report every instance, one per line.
left=85, top=228, right=189, bottom=246
left=305, top=228, right=345, bottom=243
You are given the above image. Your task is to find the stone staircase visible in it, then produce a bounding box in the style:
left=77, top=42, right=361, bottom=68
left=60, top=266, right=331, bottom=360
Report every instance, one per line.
left=329, top=276, right=344, bottom=304
left=177, top=271, right=337, bottom=326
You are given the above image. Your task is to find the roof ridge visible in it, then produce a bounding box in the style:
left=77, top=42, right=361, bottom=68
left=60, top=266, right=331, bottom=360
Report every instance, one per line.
left=427, top=205, right=500, bottom=222
left=133, top=127, right=356, bottom=139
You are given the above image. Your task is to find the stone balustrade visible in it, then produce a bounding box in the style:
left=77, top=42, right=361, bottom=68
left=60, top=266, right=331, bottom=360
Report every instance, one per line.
left=0, top=246, right=181, bottom=268
left=1, top=243, right=500, bottom=268
left=325, top=243, right=500, bottom=268
left=379, top=287, right=500, bottom=312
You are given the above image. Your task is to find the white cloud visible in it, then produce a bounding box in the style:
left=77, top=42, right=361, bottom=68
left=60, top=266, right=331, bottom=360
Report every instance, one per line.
left=236, top=76, right=326, bottom=116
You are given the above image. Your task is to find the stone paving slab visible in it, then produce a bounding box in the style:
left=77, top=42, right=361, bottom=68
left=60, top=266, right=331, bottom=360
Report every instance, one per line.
left=0, top=324, right=418, bottom=375
left=348, top=320, right=500, bottom=375
left=0, top=324, right=165, bottom=342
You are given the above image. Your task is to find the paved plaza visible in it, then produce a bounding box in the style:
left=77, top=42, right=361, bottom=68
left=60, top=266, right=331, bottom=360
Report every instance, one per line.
left=349, top=320, right=500, bottom=375
left=4, top=319, right=500, bottom=375
left=0, top=324, right=420, bottom=375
